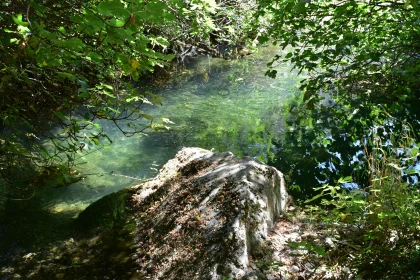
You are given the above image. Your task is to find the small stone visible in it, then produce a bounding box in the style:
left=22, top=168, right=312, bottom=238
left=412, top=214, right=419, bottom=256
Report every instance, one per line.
left=325, top=237, right=335, bottom=248
left=304, top=262, right=315, bottom=272
left=2, top=267, right=14, bottom=274
left=23, top=253, right=36, bottom=260
left=290, top=265, right=300, bottom=273
left=342, top=267, right=350, bottom=274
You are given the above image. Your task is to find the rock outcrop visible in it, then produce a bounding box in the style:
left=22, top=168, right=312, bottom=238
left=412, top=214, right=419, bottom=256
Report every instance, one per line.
left=131, top=147, right=289, bottom=279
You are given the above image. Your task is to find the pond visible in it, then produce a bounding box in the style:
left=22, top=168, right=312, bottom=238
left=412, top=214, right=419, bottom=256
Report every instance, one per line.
left=0, top=45, right=302, bottom=263
left=38, top=45, right=301, bottom=213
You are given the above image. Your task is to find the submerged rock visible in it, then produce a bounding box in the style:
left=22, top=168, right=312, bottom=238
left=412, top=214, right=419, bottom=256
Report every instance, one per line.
left=78, top=188, right=134, bottom=232
left=131, top=147, right=289, bottom=280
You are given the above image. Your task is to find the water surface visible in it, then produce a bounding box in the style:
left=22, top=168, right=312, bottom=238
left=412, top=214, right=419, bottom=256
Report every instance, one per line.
left=46, top=46, right=301, bottom=213
left=0, top=46, right=302, bottom=257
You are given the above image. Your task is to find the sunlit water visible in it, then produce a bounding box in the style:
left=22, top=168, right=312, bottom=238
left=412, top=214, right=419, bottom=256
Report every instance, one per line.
left=0, top=46, right=302, bottom=257
left=42, top=46, right=301, bottom=213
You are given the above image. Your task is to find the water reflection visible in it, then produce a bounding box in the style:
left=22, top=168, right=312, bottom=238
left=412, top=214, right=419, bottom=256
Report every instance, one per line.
left=44, top=46, right=301, bottom=210
left=0, top=45, right=302, bottom=256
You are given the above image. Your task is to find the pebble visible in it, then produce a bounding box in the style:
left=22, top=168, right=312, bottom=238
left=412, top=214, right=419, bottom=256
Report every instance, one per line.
left=23, top=253, right=36, bottom=260
left=290, top=265, right=300, bottom=273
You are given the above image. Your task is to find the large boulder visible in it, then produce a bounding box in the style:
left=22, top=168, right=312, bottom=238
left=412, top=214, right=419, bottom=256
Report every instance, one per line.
left=131, top=147, right=289, bottom=279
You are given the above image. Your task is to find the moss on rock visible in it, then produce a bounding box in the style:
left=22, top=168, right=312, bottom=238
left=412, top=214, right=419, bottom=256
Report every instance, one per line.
left=77, top=188, right=134, bottom=232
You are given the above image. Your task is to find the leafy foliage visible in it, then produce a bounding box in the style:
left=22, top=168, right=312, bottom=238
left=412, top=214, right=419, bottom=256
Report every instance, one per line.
left=268, top=91, right=374, bottom=200
left=259, top=2, right=420, bottom=277
left=0, top=0, right=258, bottom=196
left=259, top=0, right=420, bottom=110
left=260, top=0, right=420, bottom=196
left=305, top=119, right=420, bottom=279
left=1, top=0, right=174, bottom=192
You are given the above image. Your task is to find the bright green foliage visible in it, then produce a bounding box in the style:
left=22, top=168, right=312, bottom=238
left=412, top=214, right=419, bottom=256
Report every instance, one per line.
left=258, top=0, right=420, bottom=111
left=258, top=0, right=420, bottom=203
left=257, top=3, right=420, bottom=276
left=0, top=0, right=175, bottom=191
left=306, top=120, right=420, bottom=279
left=260, top=0, right=420, bottom=201
left=0, top=0, right=258, bottom=195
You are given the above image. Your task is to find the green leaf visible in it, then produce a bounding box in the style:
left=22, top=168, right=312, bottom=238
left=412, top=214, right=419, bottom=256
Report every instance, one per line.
left=133, top=11, right=150, bottom=20
left=140, top=113, right=153, bottom=120
left=107, top=107, right=121, bottom=114
left=294, top=2, right=306, bottom=14
left=91, top=137, right=99, bottom=146
left=12, top=14, right=29, bottom=27
left=410, top=147, right=418, bottom=157
left=338, top=176, right=352, bottom=183
left=145, top=1, right=169, bottom=13
left=84, top=13, right=105, bottom=32
left=110, top=7, right=130, bottom=19
left=97, top=1, right=124, bottom=16
left=54, top=112, right=68, bottom=121
left=103, top=84, right=113, bottom=90
left=265, top=70, right=277, bottom=78
left=58, top=26, right=67, bottom=34
left=54, top=38, right=84, bottom=51
left=114, top=52, right=130, bottom=67
left=313, top=245, right=327, bottom=256
left=86, top=52, right=103, bottom=63
left=131, top=70, right=139, bottom=81
left=102, top=91, right=116, bottom=98
left=57, top=72, right=76, bottom=81
left=155, top=37, right=170, bottom=47
left=305, top=193, right=325, bottom=203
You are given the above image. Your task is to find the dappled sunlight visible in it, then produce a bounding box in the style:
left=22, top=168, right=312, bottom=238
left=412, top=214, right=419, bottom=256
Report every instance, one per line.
left=1, top=45, right=301, bottom=278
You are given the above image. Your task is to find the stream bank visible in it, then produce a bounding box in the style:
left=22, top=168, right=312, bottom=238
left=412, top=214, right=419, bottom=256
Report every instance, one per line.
left=1, top=148, right=352, bottom=280
left=1, top=188, right=139, bottom=280
left=1, top=46, right=304, bottom=279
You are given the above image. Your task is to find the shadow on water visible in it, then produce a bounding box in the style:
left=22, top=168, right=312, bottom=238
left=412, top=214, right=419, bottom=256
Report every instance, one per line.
left=0, top=188, right=140, bottom=279
left=0, top=45, right=302, bottom=278
left=264, top=88, right=420, bottom=202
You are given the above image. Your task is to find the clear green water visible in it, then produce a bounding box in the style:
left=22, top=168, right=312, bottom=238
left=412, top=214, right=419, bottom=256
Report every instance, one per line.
left=0, top=46, right=302, bottom=261
left=39, top=45, right=301, bottom=214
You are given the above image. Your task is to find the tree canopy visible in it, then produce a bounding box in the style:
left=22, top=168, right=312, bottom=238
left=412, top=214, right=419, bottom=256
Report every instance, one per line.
left=0, top=0, right=258, bottom=194
left=257, top=1, right=420, bottom=278
left=257, top=0, right=420, bottom=192
left=260, top=0, right=420, bottom=108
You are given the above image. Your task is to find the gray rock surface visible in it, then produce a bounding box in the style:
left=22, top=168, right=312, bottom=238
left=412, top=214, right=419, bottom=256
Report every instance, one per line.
left=131, top=147, right=288, bottom=279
